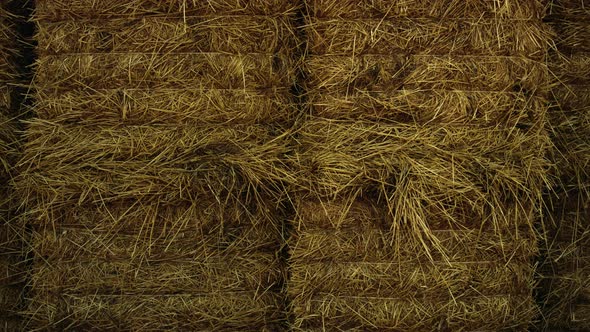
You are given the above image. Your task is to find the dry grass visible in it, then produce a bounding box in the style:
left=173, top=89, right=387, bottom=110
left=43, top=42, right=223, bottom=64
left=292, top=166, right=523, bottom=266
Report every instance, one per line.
left=22, top=0, right=566, bottom=330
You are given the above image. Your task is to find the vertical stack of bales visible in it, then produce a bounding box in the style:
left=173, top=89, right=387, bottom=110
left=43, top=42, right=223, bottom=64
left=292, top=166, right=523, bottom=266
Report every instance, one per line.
left=290, top=0, right=552, bottom=330
left=542, top=0, right=590, bottom=329
left=0, top=1, right=25, bottom=330
left=17, top=0, right=299, bottom=330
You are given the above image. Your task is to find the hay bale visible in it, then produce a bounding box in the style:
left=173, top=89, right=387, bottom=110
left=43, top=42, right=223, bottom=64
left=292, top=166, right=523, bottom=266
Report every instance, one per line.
left=289, top=198, right=540, bottom=330
left=289, top=0, right=552, bottom=330
left=19, top=1, right=299, bottom=329
left=25, top=202, right=286, bottom=330
left=540, top=1, right=590, bottom=329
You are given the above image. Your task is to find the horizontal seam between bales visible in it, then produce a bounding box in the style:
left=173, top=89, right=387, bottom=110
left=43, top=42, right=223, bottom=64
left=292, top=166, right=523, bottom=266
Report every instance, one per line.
left=32, top=224, right=276, bottom=232
left=35, top=87, right=292, bottom=92
left=308, top=17, right=543, bottom=23
left=33, top=257, right=281, bottom=264
left=35, top=289, right=284, bottom=296
left=34, top=13, right=298, bottom=23
left=545, top=15, right=590, bottom=22
left=553, top=83, right=590, bottom=89
left=297, top=228, right=534, bottom=233
left=307, top=54, right=545, bottom=61
left=33, top=291, right=280, bottom=297
left=36, top=52, right=545, bottom=60
left=292, top=260, right=532, bottom=265
left=550, top=52, right=590, bottom=58
left=306, top=88, right=547, bottom=95
left=306, top=293, right=532, bottom=300
left=35, top=291, right=284, bottom=297
left=34, top=255, right=281, bottom=262
left=33, top=15, right=545, bottom=23
left=37, top=51, right=289, bottom=57
left=36, top=14, right=296, bottom=23
left=35, top=87, right=294, bottom=96
left=34, top=87, right=544, bottom=96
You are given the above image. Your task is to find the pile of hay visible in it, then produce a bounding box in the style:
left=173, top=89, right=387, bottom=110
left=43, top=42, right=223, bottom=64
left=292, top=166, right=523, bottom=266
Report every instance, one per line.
left=16, top=0, right=299, bottom=330
left=541, top=0, right=590, bottom=329
left=0, top=1, right=26, bottom=330
left=289, top=0, right=552, bottom=330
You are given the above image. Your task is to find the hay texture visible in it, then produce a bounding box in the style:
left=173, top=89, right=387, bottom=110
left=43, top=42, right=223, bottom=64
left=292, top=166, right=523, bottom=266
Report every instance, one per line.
left=540, top=0, right=590, bottom=330
left=0, top=1, right=26, bottom=330
left=289, top=0, right=552, bottom=330
left=16, top=1, right=299, bottom=330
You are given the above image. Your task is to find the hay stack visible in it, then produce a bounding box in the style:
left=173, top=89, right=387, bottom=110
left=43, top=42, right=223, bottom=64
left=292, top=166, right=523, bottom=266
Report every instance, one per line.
left=289, top=0, right=552, bottom=330
left=17, top=0, right=299, bottom=330
left=0, top=1, right=26, bottom=330
left=541, top=0, right=590, bottom=329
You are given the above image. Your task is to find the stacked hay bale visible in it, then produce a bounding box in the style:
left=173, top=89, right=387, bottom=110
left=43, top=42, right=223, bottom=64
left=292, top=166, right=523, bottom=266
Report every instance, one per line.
left=17, top=0, right=299, bottom=330
left=542, top=0, right=590, bottom=329
left=0, top=1, right=26, bottom=330
left=290, top=0, right=552, bottom=330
